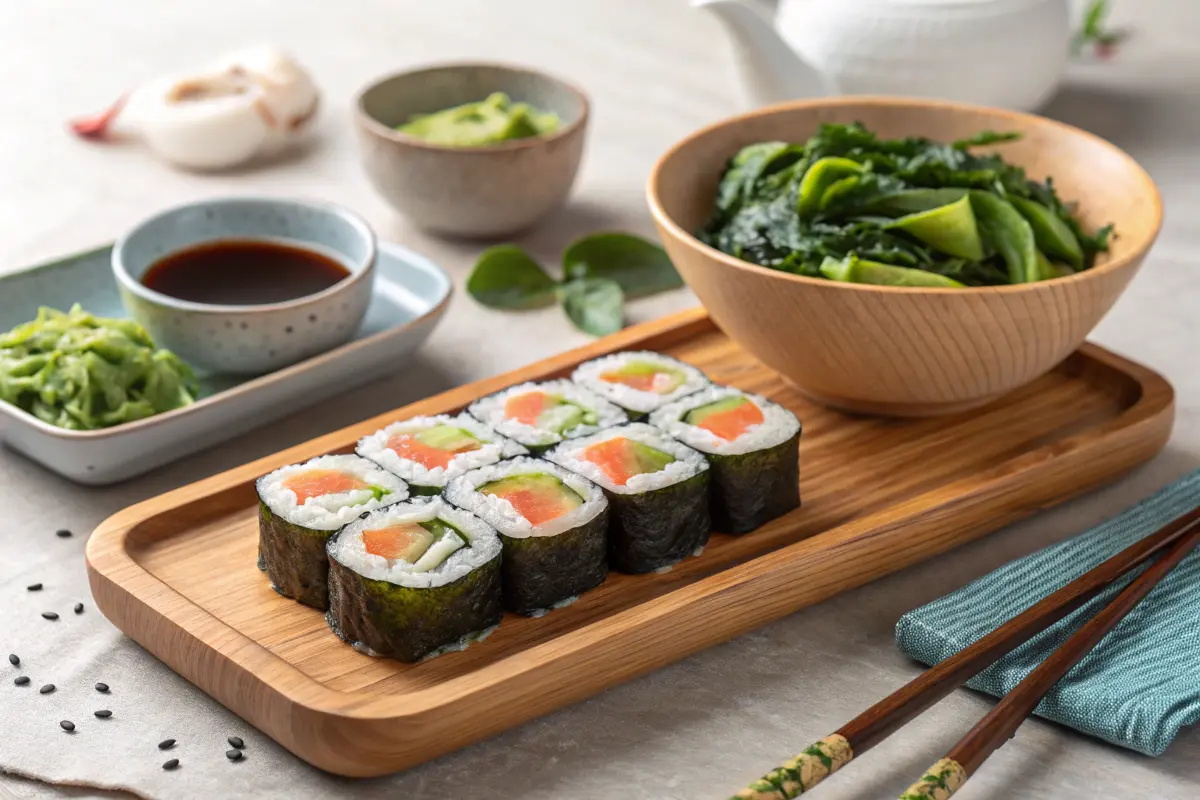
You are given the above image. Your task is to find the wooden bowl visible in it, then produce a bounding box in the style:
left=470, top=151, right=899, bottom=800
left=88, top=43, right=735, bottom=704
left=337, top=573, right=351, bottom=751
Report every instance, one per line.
left=646, top=97, right=1162, bottom=417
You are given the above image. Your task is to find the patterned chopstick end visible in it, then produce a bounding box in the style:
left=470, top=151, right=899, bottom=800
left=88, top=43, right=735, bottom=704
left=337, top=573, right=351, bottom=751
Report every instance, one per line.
left=898, top=758, right=967, bottom=799
left=730, top=734, right=853, bottom=799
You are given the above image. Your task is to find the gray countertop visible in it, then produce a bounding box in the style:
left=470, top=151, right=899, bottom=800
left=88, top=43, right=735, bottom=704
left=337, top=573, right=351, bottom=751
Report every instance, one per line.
left=1, top=1, right=1197, bottom=798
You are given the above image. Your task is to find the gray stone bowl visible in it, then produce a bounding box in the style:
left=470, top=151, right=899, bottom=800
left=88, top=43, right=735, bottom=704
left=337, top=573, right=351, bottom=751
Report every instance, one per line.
left=355, top=63, right=589, bottom=238
left=112, top=197, right=377, bottom=375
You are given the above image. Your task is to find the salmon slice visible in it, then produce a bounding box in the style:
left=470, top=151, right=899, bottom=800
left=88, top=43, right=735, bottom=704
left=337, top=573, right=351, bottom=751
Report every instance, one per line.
left=480, top=474, right=583, bottom=526
left=387, top=425, right=481, bottom=469
left=362, top=524, right=435, bottom=561
left=686, top=396, right=764, bottom=441
left=580, top=437, right=675, bottom=486
left=599, top=360, right=686, bottom=394
left=282, top=469, right=367, bottom=503
left=504, top=391, right=554, bottom=425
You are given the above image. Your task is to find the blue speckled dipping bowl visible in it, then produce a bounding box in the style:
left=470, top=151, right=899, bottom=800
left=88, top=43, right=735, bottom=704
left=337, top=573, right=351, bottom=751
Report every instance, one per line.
left=113, top=197, right=377, bottom=375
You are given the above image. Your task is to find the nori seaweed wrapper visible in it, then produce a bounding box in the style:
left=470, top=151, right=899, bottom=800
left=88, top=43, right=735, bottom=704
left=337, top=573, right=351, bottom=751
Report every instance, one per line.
left=606, top=471, right=711, bottom=573
left=325, top=548, right=503, bottom=663
left=707, top=432, right=800, bottom=534
left=500, top=511, right=609, bottom=615
left=257, top=501, right=334, bottom=611
left=407, top=484, right=443, bottom=497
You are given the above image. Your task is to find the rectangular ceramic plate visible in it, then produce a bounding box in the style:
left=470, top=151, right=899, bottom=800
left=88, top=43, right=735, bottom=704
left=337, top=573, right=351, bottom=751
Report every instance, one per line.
left=0, top=242, right=451, bottom=484
left=86, top=308, right=1174, bottom=777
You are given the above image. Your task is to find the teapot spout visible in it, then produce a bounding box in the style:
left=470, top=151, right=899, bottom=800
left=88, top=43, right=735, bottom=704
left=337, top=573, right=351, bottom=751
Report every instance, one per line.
left=693, top=0, right=835, bottom=109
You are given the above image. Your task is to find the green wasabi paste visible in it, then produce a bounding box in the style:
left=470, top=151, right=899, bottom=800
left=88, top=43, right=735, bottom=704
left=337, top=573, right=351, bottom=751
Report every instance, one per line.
left=397, top=92, right=560, bottom=147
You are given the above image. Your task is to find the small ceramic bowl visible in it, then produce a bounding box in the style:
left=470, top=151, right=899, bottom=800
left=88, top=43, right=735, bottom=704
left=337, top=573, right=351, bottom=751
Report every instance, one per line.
left=112, top=197, right=377, bottom=375
left=354, top=62, right=589, bottom=237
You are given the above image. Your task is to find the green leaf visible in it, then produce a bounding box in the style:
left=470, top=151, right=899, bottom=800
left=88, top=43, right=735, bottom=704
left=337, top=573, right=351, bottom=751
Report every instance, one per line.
left=952, top=130, right=1023, bottom=150
left=884, top=195, right=985, bottom=260
left=1009, top=196, right=1084, bottom=269
left=467, top=245, right=559, bottom=309
left=797, top=157, right=864, bottom=217
left=865, top=188, right=971, bottom=217
left=558, top=278, right=624, bottom=336
left=562, top=233, right=682, bottom=299
left=819, top=254, right=965, bottom=288
left=970, top=191, right=1039, bottom=283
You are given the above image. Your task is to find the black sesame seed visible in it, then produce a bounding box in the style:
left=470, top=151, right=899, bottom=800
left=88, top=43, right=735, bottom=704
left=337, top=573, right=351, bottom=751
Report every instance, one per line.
left=39, top=684, right=55, bottom=694
left=60, top=720, right=75, bottom=732
left=14, top=676, right=30, bottom=686
left=7, top=654, right=17, bottom=666
left=158, top=738, right=175, bottom=750
left=95, top=682, right=109, bottom=693
left=42, top=612, right=59, bottom=621
left=94, top=709, right=112, bottom=718
left=162, top=758, right=179, bottom=770
left=74, top=603, right=84, bottom=614
left=56, top=529, right=73, bottom=538
left=227, top=736, right=244, bottom=749
left=225, top=749, right=243, bottom=761
left=27, top=583, right=43, bottom=591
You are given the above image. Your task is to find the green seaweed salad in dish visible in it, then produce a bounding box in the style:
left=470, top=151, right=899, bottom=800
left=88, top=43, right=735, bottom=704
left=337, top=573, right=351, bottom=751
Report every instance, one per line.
left=701, top=123, right=1115, bottom=288
left=0, top=305, right=197, bottom=430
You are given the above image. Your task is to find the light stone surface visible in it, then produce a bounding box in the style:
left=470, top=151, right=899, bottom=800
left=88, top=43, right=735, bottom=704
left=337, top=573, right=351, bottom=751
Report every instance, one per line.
left=1, top=1, right=1197, bottom=798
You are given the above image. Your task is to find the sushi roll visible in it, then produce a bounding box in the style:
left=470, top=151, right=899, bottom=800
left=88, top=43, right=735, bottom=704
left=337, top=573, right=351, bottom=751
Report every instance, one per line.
left=326, top=497, right=503, bottom=663
left=445, top=457, right=609, bottom=615
left=650, top=387, right=801, bottom=534
left=546, top=423, right=710, bottom=573
left=356, top=414, right=526, bottom=495
left=571, top=351, right=709, bottom=417
left=257, top=454, right=408, bottom=610
left=466, top=379, right=627, bottom=453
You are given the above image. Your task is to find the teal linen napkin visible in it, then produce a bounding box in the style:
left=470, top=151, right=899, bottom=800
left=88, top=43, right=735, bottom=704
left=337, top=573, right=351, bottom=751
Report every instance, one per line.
left=895, top=468, right=1200, bottom=756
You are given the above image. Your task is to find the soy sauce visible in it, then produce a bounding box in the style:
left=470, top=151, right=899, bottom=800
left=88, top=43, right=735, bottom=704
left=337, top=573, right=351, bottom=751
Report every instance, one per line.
left=142, top=240, right=350, bottom=305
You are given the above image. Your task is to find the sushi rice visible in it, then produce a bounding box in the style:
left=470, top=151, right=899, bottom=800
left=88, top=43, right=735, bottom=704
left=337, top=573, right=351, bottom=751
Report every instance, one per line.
left=328, top=496, right=501, bottom=587
left=467, top=379, right=628, bottom=450
left=356, top=413, right=526, bottom=491
left=546, top=422, right=708, bottom=495
left=571, top=351, right=708, bottom=415
left=257, top=454, right=408, bottom=530
left=649, top=386, right=800, bottom=456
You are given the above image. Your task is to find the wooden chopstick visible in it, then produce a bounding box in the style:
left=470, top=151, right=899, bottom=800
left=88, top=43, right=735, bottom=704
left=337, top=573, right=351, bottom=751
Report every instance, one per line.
left=898, top=513, right=1200, bottom=799
left=731, top=505, right=1200, bottom=800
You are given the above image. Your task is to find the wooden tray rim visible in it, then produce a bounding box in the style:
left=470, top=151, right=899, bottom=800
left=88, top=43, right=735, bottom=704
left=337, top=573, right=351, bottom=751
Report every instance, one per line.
left=86, top=308, right=1175, bottom=736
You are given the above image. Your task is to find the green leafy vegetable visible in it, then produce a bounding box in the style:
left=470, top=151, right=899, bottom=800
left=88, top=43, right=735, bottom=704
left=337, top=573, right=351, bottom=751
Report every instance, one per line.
left=884, top=195, right=984, bottom=261
left=1009, top=196, right=1084, bottom=269
left=968, top=191, right=1039, bottom=283
left=466, top=245, right=558, bottom=309
left=952, top=130, right=1023, bottom=150
left=819, top=254, right=965, bottom=288
left=563, top=233, right=683, bottom=297
left=466, top=233, right=682, bottom=336
left=559, top=278, right=624, bottom=336
left=700, top=122, right=1113, bottom=288
left=0, top=304, right=197, bottom=430
left=797, top=157, right=864, bottom=216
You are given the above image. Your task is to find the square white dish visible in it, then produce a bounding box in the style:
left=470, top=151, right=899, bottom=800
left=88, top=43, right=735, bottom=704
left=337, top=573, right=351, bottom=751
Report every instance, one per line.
left=0, top=241, right=452, bottom=484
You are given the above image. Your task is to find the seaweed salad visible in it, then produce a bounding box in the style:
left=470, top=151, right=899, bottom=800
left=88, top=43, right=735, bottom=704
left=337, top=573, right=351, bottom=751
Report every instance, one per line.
left=701, top=123, right=1114, bottom=287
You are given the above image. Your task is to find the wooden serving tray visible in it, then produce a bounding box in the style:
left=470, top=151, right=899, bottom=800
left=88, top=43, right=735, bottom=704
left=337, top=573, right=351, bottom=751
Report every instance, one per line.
left=86, top=308, right=1174, bottom=778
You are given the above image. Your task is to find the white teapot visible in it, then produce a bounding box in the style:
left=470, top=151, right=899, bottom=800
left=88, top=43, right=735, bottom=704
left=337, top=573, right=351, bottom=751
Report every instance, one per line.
left=693, top=0, right=1073, bottom=112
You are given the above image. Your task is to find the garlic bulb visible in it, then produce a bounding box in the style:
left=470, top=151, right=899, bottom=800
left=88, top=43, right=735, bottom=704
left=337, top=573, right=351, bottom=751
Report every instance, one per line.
left=73, top=46, right=320, bottom=171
